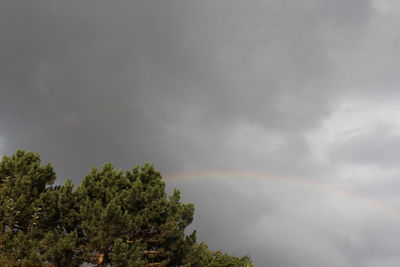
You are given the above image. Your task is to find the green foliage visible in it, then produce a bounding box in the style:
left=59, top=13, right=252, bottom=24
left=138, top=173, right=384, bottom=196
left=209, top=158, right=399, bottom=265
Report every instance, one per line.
left=75, top=163, right=196, bottom=266
left=184, top=243, right=254, bottom=267
left=0, top=150, right=61, bottom=266
left=110, top=238, right=145, bottom=267
left=0, top=150, right=253, bottom=266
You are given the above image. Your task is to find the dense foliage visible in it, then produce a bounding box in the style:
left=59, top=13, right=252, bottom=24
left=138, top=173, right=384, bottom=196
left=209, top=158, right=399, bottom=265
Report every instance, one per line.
left=0, top=150, right=253, bottom=267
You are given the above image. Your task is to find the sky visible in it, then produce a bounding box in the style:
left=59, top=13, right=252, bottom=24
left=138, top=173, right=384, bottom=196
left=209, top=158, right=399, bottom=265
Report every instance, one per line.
left=1, top=0, right=400, bottom=266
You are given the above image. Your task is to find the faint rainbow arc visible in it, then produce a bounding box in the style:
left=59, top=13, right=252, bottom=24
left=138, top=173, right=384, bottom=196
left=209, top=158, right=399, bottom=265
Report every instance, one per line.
left=164, top=171, right=400, bottom=218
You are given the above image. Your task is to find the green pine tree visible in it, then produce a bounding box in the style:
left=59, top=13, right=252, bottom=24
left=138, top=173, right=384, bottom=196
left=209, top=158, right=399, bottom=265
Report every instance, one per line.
left=0, top=150, right=56, bottom=266
left=0, top=150, right=82, bottom=266
left=76, top=163, right=196, bottom=266
left=0, top=150, right=254, bottom=267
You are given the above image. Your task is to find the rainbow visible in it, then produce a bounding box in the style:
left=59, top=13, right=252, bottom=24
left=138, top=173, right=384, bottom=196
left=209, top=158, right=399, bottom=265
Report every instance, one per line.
left=165, top=171, right=400, bottom=218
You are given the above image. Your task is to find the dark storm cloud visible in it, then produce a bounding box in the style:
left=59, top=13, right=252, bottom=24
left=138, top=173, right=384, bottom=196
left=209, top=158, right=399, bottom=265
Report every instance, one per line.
left=3, top=0, right=400, bottom=266
left=0, top=0, right=372, bottom=179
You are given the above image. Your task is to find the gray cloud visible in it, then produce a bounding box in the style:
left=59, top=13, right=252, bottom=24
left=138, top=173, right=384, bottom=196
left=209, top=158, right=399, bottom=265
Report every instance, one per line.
left=2, top=0, right=400, bottom=266
left=329, top=124, right=400, bottom=167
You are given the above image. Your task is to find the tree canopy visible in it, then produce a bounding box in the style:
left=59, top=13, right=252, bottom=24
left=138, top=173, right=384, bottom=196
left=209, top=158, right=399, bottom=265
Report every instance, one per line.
left=0, top=150, right=253, bottom=267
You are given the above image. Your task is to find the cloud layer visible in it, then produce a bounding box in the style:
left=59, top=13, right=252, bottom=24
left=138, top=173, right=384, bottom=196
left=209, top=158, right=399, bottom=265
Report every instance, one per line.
left=2, top=0, right=400, bottom=266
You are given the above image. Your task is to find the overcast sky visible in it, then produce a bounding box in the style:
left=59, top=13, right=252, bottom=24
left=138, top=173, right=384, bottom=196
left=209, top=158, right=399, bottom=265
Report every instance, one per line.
left=2, top=0, right=400, bottom=266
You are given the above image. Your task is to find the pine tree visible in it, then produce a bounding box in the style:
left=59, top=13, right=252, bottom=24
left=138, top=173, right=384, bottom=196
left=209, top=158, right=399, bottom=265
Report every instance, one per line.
left=0, top=150, right=55, bottom=266
left=0, top=150, right=254, bottom=267
left=76, top=163, right=196, bottom=266
left=0, top=150, right=82, bottom=266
